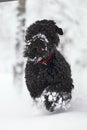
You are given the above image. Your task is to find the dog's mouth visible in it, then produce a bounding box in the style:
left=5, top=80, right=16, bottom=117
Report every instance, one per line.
left=28, top=52, right=53, bottom=65
left=28, top=55, right=47, bottom=63
left=29, top=57, right=42, bottom=62
left=27, top=45, right=49, bottom=63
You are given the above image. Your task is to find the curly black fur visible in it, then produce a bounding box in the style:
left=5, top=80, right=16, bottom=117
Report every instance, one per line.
left=24, top=19, right=74, bottom=112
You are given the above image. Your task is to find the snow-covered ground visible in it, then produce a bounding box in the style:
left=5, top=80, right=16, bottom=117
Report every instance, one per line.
left=0, top=0, right=87, bottom=130
left=0, top=73, right=87, bottom=130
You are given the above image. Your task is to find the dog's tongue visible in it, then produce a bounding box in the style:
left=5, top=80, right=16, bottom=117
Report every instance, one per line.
left=38, top=53, right=53, bottom=65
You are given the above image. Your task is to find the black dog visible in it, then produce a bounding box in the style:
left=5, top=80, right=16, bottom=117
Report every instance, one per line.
left=24, top=20, right=74, bottom=112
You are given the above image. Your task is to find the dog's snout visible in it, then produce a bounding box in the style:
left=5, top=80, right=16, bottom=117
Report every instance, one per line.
left=32, top=47, right=41, bottom=54
left=32, top=47, right=45, bottom=53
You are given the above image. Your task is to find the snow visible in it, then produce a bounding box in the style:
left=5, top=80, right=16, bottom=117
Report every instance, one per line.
left=0, top=0, right=87, bottom=130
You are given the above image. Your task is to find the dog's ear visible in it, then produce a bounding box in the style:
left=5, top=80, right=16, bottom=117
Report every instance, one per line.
left=55, top=26, right=63, bottom=35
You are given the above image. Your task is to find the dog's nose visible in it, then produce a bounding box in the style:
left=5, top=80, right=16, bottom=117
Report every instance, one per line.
left=37, top=48, right=43, bottom=53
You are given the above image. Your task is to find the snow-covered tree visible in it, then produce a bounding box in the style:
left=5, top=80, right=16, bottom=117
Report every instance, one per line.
left=13, top=0, right=26, bottom=86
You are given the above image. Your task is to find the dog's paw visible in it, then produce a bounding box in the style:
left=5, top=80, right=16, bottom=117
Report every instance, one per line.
left=41, top=90, right=72, bottom=112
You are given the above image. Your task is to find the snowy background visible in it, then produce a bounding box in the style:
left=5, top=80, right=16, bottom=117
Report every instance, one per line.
left=0, top=0, right=87, bottom=130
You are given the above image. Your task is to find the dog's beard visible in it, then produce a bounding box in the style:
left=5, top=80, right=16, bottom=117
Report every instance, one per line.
left=28, top=51, right=49, bottom=63
left=28, top=56, right=42, bottom=62
left=27, top=46, right=49, bottom=63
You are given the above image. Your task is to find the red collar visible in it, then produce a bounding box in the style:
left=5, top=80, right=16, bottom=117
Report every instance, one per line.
left=38, top=53, right=53, bottom=65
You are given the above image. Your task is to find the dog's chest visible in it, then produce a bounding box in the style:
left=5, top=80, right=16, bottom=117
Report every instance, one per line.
left=31, top=63, right=47, bottom=77
left=28, top=61, right=58, bottom=83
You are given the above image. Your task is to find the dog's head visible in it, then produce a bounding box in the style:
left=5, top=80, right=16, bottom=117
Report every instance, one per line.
left=24, top=20, right=63, bottom=63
